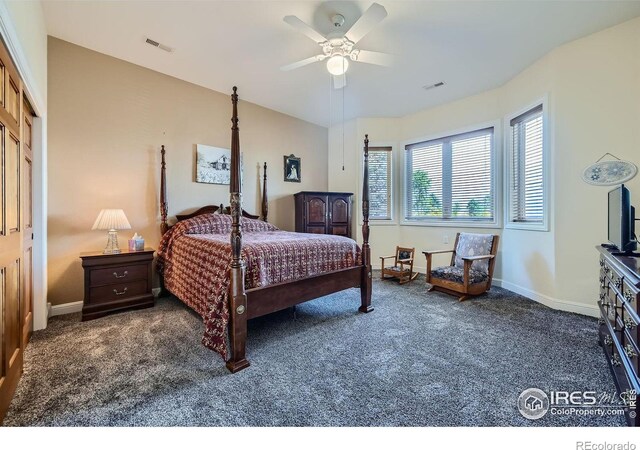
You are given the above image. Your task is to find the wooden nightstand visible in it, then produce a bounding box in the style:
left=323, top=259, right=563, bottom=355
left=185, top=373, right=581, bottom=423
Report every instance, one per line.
left=80, top=248, right=155, bottom=321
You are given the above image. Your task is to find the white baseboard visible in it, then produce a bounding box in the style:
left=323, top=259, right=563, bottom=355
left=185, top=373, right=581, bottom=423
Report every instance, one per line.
left=406, top=265, right=599, bottom=318
left=49, top=301, right=83, bottom=317
left=48, top=289, right=161, bottom=319
left=489, top=279, right=599, bottom=318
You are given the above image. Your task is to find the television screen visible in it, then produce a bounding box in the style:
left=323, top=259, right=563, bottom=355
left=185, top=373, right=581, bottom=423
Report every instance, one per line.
left=608, top=184, right=636, bottom=253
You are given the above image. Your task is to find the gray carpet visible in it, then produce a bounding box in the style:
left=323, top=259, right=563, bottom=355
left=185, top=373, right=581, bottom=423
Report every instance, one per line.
left=4, top=275, right=623, bottom=426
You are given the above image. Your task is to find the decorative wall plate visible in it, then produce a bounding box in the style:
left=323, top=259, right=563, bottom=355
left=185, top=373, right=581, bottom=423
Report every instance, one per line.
left=582, top=160, right=637, bottom=186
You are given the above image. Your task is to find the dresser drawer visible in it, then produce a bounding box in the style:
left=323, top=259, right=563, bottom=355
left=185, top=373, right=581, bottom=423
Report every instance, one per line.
left=89, top=280, right=148, bottom=304
left=89, top=264, right=148, bottom=286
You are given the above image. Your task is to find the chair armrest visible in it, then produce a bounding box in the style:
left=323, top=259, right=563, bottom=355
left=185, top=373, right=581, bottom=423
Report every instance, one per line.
left=422, top=249, right=454, bottom=256
left=461, top=255, right=495, bottom=261
left=379, top=255, right=396, bottom=261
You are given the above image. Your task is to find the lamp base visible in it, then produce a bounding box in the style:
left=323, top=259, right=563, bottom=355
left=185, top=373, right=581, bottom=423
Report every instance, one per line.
left=103, top=229, right=121, bottom=254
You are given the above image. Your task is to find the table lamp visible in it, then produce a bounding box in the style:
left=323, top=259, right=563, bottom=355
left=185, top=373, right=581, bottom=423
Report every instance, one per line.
left=92, top=209, right=132, bottom=254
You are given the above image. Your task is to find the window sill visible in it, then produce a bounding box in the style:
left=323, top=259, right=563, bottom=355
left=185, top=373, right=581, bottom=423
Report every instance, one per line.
left=400, top=220, right=501, bottom=230
left=359, top=220, right=398, bottom=226
left=504, top=222, right=549, bottom=232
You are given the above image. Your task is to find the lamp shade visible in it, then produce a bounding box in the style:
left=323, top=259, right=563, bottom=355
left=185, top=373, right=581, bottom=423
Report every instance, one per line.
left=92, top=209, right=132, bottom=231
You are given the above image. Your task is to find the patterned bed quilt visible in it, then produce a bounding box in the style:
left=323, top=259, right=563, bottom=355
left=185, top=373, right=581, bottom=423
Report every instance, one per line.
left=157, top=213, right=361, bottom=359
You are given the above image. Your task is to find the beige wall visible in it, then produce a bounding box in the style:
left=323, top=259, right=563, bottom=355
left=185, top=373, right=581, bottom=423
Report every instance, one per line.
left=48, top=37, right=328, bottom=306
left=330, top=16, right=640, bottom=317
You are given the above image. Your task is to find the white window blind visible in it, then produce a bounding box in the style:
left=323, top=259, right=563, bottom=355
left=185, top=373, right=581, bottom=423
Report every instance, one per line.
left=368, top=147, right=392, bottom=220
left=509, top=105, right=544, bottom=224
left=405, top=128, right=494, bottom=222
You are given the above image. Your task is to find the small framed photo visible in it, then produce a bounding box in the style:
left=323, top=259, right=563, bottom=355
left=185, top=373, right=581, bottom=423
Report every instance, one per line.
left=284, top=154, right=301, bottom=183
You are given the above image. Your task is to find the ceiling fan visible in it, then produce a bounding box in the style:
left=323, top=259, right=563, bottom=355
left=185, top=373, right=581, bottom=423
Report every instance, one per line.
left=281, top=2, right=392, bottom=89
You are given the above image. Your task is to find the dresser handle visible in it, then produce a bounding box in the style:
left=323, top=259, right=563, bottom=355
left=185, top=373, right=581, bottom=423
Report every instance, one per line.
left=113, top=287, right=128, bottom=296
left=600, top=259, right=605, bottom=267
left=604, top=335, right=613, bottom=346
left=624, top=318, right=636, bottom=330
left=599, top=293, right=606, bottom=301
left=612, top=354, right=622, bottom=367
left=625, top=292, right=635, bottom=303
left=624, top=344, right=637, bottom=359
left=616, top=278, right=623, bottom=289
left=113, top=270, right=128, bottom=279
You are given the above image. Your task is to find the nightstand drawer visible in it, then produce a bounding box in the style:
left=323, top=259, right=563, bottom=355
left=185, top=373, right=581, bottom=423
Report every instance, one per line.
left=89, top=264, right=148, bottom=286
left=89, top=280, right=148, bottom=304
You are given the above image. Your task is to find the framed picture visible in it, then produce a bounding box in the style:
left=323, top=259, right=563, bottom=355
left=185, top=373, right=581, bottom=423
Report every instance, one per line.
left=284, top=154, right=301, bottom=183
left=196, top=144, right=240, bottom=185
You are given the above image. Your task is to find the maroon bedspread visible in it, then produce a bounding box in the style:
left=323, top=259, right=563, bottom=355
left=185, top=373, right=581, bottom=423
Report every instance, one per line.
left=157, top=214, right=360, bottom=359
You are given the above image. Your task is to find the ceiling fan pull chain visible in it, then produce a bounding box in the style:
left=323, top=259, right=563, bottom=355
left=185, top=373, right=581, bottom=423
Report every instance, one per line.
left=342, top=82, right=345, bottom=171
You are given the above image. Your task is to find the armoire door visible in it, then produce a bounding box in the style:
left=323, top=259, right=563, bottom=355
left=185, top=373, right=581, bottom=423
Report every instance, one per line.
left=0, top=38, right=24, bottom=425
left=328, top=195, right=351, bottom=237
left=305, top=194, right=328, bottom=234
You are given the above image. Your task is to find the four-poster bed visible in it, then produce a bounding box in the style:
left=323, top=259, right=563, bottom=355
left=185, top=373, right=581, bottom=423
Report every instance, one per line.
left=157, top=87, right=373, bottom=373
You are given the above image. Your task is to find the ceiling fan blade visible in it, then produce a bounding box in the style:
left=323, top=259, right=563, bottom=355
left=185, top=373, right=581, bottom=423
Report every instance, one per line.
left=353, top=50, right=394, bottom=67
left=283, top=15, right=327, bottom=43
left=344, top=3, right=388, bottom=45
left=333, top=74, right=346, bottom=90
left=280, top=55, right=324, bottom=71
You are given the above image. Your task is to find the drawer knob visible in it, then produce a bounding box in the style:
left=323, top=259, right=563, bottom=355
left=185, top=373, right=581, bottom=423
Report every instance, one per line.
left=600, top=259, right=605, bottom=267
left=612, top=354, right=622, bottom=367
left=113, top=287, right=128, bottom=296
left=624, top=318, right=636, bottom=330
left=113, top=270, right=128, bottom=279
left=624, top=344, right=637, bottom=359
left=616, top=278, right=623, bottom=289
left=625, top=292, right=635, bottom=303
left=604, top=335, right=613, bottom=346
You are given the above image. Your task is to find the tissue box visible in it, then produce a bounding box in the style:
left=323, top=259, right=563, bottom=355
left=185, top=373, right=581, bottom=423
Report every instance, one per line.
left=128, top=239, right=145, bottom=251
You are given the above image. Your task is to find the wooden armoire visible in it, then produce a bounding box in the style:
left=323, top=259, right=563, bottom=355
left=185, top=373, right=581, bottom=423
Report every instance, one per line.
left=294, top=191, right=353, bottom=238
left=0, top=36, right=35, bottom=424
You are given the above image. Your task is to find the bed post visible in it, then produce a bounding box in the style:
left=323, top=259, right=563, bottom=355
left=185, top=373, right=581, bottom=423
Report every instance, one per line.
left=262, top=162, right=268, bottom=222
left=226, top=87, right=250, bottom=373
left=359, top=135, right=374, bottom=313
left=160, top=145, right=169, bottom=235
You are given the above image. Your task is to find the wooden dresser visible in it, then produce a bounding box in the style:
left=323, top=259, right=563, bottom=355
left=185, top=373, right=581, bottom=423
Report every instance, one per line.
left=597, top=246, right=640, bottom=426
left=80, top=248, right=155, bottom=321
left=294, top=191, right=353, bottom=238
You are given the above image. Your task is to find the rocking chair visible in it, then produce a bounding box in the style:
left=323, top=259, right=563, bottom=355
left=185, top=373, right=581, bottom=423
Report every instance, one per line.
left=423, top=233, right=499, bottom=301
left=380, top=246, right=419, bottom=284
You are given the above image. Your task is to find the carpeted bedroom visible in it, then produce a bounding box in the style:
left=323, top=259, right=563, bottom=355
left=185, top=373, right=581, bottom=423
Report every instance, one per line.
left=5, top=276, right=622, bottom=427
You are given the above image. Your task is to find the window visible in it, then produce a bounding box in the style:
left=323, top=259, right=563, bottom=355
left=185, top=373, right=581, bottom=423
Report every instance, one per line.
left=508, top=105, right=545, bottom=227
left=404, top=127, right=495, bottom=223
left=368, top=147, right=392, bottom=220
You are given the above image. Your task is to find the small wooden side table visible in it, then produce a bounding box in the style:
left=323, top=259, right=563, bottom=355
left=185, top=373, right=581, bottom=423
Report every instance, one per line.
left=80, top=248, right=155, bottom=321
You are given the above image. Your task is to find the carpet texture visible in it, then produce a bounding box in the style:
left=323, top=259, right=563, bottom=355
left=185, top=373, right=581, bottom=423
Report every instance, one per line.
left=4, top=276, right=623, bottom=426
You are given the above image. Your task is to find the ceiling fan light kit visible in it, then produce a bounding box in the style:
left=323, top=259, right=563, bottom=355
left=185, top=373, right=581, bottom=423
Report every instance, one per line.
left=327, top=55, right=349, bottom=76
left=281, top=2, right=391, bottom=89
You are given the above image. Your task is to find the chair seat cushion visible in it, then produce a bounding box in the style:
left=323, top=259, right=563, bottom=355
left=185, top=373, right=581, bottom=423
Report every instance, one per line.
left=430, top=266, right=488, bottom=284
left=385, top=265, right=409, bottom=273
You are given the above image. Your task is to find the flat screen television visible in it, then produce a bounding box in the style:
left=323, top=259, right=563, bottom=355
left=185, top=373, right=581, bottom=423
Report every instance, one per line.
left=608, top=184, right=637, bottom=254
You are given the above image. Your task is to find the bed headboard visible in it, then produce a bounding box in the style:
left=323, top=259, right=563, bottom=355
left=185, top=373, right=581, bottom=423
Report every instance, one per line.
left=159, top=144, right=268, bottom=234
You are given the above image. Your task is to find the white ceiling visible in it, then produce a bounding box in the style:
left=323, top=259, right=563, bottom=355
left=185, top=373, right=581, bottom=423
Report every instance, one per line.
left=43, top=1, right=640, bottom=127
